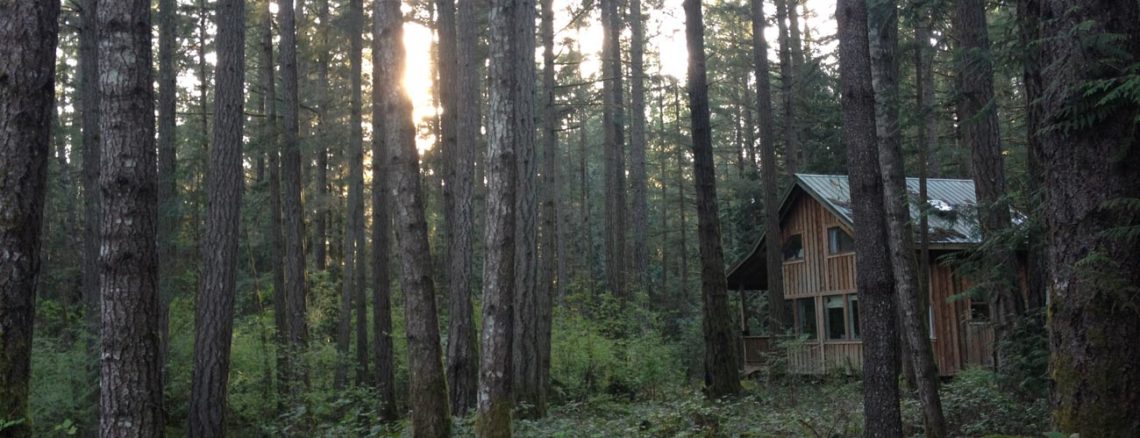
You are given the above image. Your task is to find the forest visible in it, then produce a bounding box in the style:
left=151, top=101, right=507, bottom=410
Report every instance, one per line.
left=1, top=0, right=1138, bottom=436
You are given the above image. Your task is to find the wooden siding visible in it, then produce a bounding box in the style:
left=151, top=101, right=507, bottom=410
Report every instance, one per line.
left=781, top=196, right=856, bottom=297
left=760, top=194, right=996, bottom=377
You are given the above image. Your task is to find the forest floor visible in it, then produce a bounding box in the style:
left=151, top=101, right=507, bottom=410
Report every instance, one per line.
left=452, top=370, right=1048, bottom=438
left=508, top=379, right=864, bottom=437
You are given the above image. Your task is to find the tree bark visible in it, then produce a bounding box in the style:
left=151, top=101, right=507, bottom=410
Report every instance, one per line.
left=347, top=0, right=369, bottom=389
left=331, top=0, right=350, bottom=391
left=0, top=2, right=59, bottom=434
left=188, top=0, right=246, bottom=433
left=369, top=0, right=398, bottom=421
left=477, top=0, right=529, bottom=432
left=750, top=0, right=788, bottom=333
left=259, top=0, right=290, bottom=405
left=774, top=0, right=800, bottom=177
left=278, top=0, right=310, bottom=402
left=673, top=83, right=690, bottom=301
left=531, top=0, right=558, bottom=417
left=375, top=0, right=451, bottom=434
left=369, top=5, right=401, bottom=424
left=97, top=0, right=165, bottom=434
left=628, top=0, right=649, bottom=291
left=952, top=0, right=1022, bottom=371
left=601, top=0, right=628, bottom=298
left=156, top=0, right=178, bottom=372
left=1016, top=0, right=1047, bottom=312
left=914, top=0, right=937, bottom=321
left=445, top=0, right=480, bottom=416
left=868, top=1, right=946, bottom=435
left=836, top=0, right=902, bottom=434
left=193, top=0, right=209, bottom=258
left=1034, top=0, right=1140, bottom=434
left=510, top=0, right=540, bottom=416
left=80, top=0, right=101, bottom=345
left=312, top=0, right=329, bottom=273
left=684, top=0, right=741, bottom=399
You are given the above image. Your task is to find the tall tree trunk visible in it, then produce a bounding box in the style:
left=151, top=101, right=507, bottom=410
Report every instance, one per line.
left=446, top=0, right=480, bottom=416
left=80, top=0, right=101, bottom=346
left=868, top=1, right=946, bottom=435
left=1016, top=0, right=1047, bottom=312
left=0, top=2, right=59, bottom=435
left=260, top=0, right=289, bottom=404
left=333, top=0, right=355, bottom=391
left=684, top=0, right=741, bottom=398
left=914, top=0, right=937, bottom=322
left=369, top=0, right=398, bottom=421
left=375, top=0, right=451, bottom=434
left=79, top=1, right=104, bottom=431
left=601, top=0, right=627, bottom=298
left=188, top=0, right=246, bottom=433
left=511, top=0, right=540, bottom=416
left=194, top=0, right=209, bottom=259
left=532, top=0, right=559, bottom=417
left=774, top=0, right=800, bottom=177
left=312, top=0, right=329, bottom=272
left=628, top=0, right=649, bottom=291
left=97, top=0, right=165, bottom=434
left=750, top=0, right=788, bottom=332
left=369, top=5, right=401, bottom=422
left=836, top=0, right=902, bottom=434
left=477, top=0, right=530, bottom=432
left=347, top=0, right=369, bottom=389
left=278, top=0, right=310, bottom=402
left=1035, top=0, right=1140, bottom=433
left=673, top=83, right=690, bottom=300
left=156, top=0, right=178, bottom=386
left=952, top=0, right=1022, bottom=372
left=578, top=110, right=594, bottom=283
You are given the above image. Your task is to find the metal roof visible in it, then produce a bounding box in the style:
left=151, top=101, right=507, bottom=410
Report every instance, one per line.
left=726, top=174, right=982, bottom=290
left=796, top=174, right=981, bottom=245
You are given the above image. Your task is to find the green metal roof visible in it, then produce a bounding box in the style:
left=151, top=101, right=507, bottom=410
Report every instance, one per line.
left=795, top=174, right=981, bottom=245
left=726, top=174, right=982, bottom=290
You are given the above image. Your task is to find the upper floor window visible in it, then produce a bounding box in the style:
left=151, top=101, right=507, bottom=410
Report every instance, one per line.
left=783, top=234, right=804, bottom=262
left=827, top=227, right=856, bottom=254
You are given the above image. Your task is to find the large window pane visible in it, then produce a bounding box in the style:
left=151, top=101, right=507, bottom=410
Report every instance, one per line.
left=825, top=295, right=846, bottom=340
left=827, top=227, right=856, bottom=254
left=848, top=294, right=860, bottom=339
left=796, top=297, right=816, bottom=339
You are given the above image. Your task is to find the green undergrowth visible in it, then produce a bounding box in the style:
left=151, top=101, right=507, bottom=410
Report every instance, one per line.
left=506, top=379, right=865, bottom=438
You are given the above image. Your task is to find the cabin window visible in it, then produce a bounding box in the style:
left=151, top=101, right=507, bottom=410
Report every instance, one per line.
left=848, top=294, right=860, bottom=339
left=825, top=296, right=846, bottom=340
left=970, top=298, right=990, bottom=321
left=783, top=235, right=804, bottom=262
left=795, top=298, right=816, bottom=338
left=827, top=227, right=856, bottom=254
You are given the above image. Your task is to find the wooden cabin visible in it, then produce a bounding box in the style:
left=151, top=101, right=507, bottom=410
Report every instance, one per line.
left=727, top=174, right=1001, bottom=376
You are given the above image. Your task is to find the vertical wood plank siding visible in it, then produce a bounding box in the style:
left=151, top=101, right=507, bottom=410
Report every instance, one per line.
left=768, top=195, right=995, bottom=376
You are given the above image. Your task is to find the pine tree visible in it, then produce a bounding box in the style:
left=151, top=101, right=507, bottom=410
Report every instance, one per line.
left=0, top=2, right=60, bottom=435
left=375, top=0, right=451, bottom=433
left=189, top=0, right=246, bottom=434
left=97, top=0, right=165, bottom=434
left=836, top=0, right=902, bottom=433
left=684, top=0, right=741, bottom=399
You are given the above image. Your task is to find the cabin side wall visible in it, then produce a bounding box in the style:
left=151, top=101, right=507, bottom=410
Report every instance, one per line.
left=775, top=196, right=986, bottom=376
left=780, top=196, right=862, bottom=374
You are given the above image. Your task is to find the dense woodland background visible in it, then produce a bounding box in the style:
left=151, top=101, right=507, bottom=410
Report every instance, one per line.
left=1, top=0, right=1138, bottom=436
